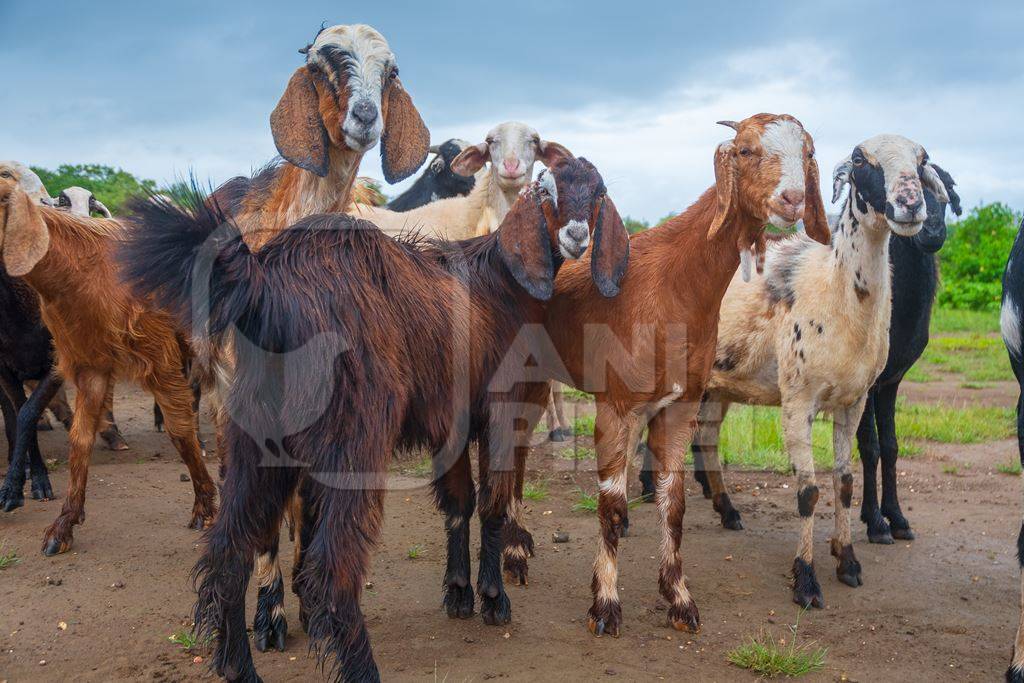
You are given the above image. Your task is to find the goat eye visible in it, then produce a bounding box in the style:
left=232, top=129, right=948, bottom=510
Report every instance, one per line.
left=807, top=150, right=814, bottom=160
left=739, top=148, right=752, bottom=157
left=0, top=171, right=10, bottom=179
left=388, top=65, right=399, bottom=81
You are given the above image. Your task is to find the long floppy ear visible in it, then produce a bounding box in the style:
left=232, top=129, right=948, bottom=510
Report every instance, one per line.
left=707, top=141, right=737, bottom=240
left=801, top=157, right=831, bottom=245
left=497, top=190, right=554, bottom=300
left=270, top=66, right=329, bottom=177
left=451, top=142, right=489, bottom=177
left=591, top=196, right=630, bottom=297
left=924, top=162, right=961, bottom=215
left=536, top=140, right=574, bottom=168
left=832, top=157, right=853, bottom=204
left=2, top=188, right=50, bottom=276
left=381, top=77, right=430, bottom=184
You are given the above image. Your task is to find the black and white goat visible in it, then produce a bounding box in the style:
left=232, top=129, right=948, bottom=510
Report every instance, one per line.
left=385, top=138, right=476, bottom=211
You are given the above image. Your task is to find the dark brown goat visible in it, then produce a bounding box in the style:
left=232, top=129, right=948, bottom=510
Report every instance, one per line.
left=0, top=179, right=218, bottom=555
left=118, top=154, right=628, bottom=682
left=502, top=115, right=830, bottom=637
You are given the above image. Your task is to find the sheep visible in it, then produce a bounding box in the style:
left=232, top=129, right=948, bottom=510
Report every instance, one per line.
left=385, top=138, right=476, bottom=211
left=54, top=186, right=112, bottom=218
left=348, top=121, right=564, bottom=240
left=118, top=152, right=627, bottom=682
left=0, top=177, right=219, bottom=555
left=144, top=22, right=430, bottom=654
left=504, top=114, right=829, bottom=637
left=1001, top=217, right=1024, bottom=683
left=856, top=175, right=960, bottom=544
left=676, top=135, right=954, bottom=609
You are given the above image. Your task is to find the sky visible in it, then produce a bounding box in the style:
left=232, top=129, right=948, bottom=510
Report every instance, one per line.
left=2, top=1, right=1022, bottom=223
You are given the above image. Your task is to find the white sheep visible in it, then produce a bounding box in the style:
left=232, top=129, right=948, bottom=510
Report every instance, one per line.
left=349, top=121, right=570, bottom=239
left=688, top=134, right=953, bottom=609
left=54, top=186, right=112, bottom=218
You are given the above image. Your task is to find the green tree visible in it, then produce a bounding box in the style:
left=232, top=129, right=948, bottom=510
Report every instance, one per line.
left=30, top=164, right=157, bottom=215
left=938, top=202, right=1021, bottom=311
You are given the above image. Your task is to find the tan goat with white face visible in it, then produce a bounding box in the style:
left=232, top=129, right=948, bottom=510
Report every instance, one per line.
left=691, top=134, right=952, bottom=609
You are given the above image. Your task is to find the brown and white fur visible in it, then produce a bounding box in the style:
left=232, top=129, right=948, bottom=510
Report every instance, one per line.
left=694, top=134, right=953, bottom=608
left=507, top=114, right=830, bottom=636
left=349, top=121, right=562, bottom=239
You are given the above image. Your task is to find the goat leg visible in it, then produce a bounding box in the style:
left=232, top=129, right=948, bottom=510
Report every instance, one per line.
left=1, top=371, right=61, bottom=510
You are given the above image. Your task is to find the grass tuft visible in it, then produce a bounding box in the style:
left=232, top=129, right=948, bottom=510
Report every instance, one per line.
left=572, top=489, right=598, bottom=512
left=573, top=415, right=596, bottom=437
left=563, top=387, right=595, bottom=401
left=558, top=446, right=596, bottom=461
left=0, top=541, right=19, bottom=570
left=168, top=628, right=208, bottom=651
left=407, top=544, right=425, bottom=560
left=727, top=613, right=826, bottom=678
left=930, top=307, right=1000, bottom=335
left=523, top=480, right=549, bottom=501
left=998, top=460, right=1022, bottom=476
left=895, top=401, right=1014, bottom=443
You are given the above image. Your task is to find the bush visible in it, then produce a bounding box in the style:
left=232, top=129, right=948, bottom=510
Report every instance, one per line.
left=938, top=203, right=1021, bottom=311
left=31, top=164, right=157, bottom=215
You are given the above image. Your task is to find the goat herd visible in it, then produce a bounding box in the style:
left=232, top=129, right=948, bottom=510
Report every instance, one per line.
left=1, top=21, right=1023, bottom=682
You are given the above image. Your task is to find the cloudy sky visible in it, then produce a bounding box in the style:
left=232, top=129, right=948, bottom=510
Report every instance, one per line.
left=2, top=1, right=1022, bottom=222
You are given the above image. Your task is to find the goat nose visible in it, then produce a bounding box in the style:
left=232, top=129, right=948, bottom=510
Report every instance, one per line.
left=781, top=189, right=805, bottom=208
left=900, top=197, right=923, bottom=214
left=503, top=159, right=520, bottom=174
left=568, top=222, right=588, bottom=242
left=351, top=100, right=378, bottom=126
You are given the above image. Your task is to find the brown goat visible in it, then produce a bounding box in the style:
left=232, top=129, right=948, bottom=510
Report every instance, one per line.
left=0, top=179, right=217, bottom=555
left=504, top=114, right=830, bottom=637
left=119, top=154, right=628, bottom=681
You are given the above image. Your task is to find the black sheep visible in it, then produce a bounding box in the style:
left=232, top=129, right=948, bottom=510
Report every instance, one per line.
left=385, top=138, right=475, bottom=211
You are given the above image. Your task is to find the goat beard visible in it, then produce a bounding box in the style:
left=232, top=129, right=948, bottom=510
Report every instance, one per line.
left=737, top=232, right=767, bottom=282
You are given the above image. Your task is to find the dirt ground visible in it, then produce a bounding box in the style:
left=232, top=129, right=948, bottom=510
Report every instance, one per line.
left=0, top=380, right=1021, bottom=682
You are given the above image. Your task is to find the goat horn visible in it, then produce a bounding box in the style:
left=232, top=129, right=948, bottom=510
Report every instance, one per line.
left=92, top=199, right=112, bottom=219
left=428, top=144, right=441, bottom=155
left=716, top=120, right=740, bottom=131
left=40, top=196, right=56, bottom=207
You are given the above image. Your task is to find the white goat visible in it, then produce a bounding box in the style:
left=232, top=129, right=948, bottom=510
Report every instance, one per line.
left=0, top=161, right=52, bottom=206
left=690, top=134, right=952, bottom=609
left=54, top=186, right=112, bottom=218
left=349, top=121, right=569, bottom=239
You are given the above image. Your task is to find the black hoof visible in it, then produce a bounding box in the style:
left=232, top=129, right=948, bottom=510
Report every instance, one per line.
left=587, top=599, right=622, bottom=637
left=0, top=484, right=25, bottom=512
left=1007, top=663, right=1024, bottom=683
left=791, top=558, right=824, bottom=609
left=444, top=583, right=475, bottom=619
left=832, top=541, right=863, bottom=588
left=100, top=428, right=130, bottom=452
left=863, top=509, right=893, bottom=544
left=548, top=428, right=569, bottom=443
left=253, top=613, right=287, bottom=653
left=42, top=537, right=66, bottom=557
left=253, top=580, right=288, bottom=652
left=668, top=601, right=701, bottom=633
left=721, top=509, right=744, bottom=531
left=638, top=470, right=656, bottom=503
left=890, top=525, right=915, bottom=541
left=30, top=474, right=54, bottom=501
left=480, top=591, right=511, bottom=626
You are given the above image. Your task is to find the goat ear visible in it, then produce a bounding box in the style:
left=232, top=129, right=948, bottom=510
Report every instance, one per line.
left=2, top=188, right=50, bottom=276
left=536, top=140, right=573, bottom=168
left=381, top=77, right=430, bottom=184
left=451, top=143, right=489, bottom=177
left=923, top=162, right=961, bottom=215
left=591, top=196, right=630, bottom=297
left=801, top=156, right=831, bottom=245
left=270, top=66, right=330, bottom=177
left=707, top=141, right=737, bottom=240
left=832, top=157, right=852, bottom=204
left=497, top=190, right=554, bottom=300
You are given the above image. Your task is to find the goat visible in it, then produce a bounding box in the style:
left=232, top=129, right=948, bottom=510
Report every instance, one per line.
left=1001, top=217, right=1024, bottom=683
left=118, top=152, right=627, bottom=682
left=506, top=114, right=829, bottom=637
left=0, top=178, right=218, bottom=555
left=54, top=186, right=112, bottom=218
left=150, top=23, right=431, bottom=655
left=677, top=135, right=954, bottom=609
left=386, top=138, right=476, bottom=211
left=856, top=175, right=960, bottom=544
left=349, top=121, right=562, bottom=240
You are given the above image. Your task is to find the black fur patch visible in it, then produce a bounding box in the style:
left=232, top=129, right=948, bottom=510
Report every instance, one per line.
left=839, top=472, right=853, bottom=508
left=794, top=323, right=802, bottom=341
left=797, top=485, right=819, bottom=517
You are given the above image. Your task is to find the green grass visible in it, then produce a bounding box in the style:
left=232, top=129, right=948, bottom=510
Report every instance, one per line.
left=562, top=387, right=594, bottom=401
left=557, top=446, right=596, bottom=460
left=168, top=628, right=207, bottom=651
left=716, top=405, right=834, bottom=473
left=998, top=460, right=1022, bottom=476
left=572, top=489, right=598, bottom=512
left=523, top=480, right=549, bottom=501
left=406, top=455, right=433, bottom=478
left=942, top=463, right=960, bottom=475
left=0, top=541, right=19, bottom=570
left=904, top=364, right=938, bottom=383
left=895, top=401, right=1014, bottom=443
left=727, top=612, right=827, bottom=678
left=930, top=307, right=1000, bottom=335
left=573, top=415, right=596, bottom=437
left=407, top=544, right=425, bottom=560
left=915, top=334, right=1012, bottom=382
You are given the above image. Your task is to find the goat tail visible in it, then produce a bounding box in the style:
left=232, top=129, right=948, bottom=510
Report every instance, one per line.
left=119, top=179, right=260, bottom=347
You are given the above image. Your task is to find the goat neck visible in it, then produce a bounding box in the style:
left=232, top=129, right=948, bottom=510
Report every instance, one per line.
left=830, top=193, right=893, bottom=327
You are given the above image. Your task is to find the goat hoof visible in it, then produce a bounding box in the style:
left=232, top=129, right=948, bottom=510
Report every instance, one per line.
left=187, top=513, right=213, bottom=531
left=867, top=529, right=894, bottom=544
left=791, top=558, right=824, bottom=609
left=0, top=485, right=25, bottom=512
left=721, top=509, right=744, bottom=531
left=480, top=591, right=511, bottom=626
left=444, top=584, right=475, bottom=619
left=36, top=416, right=54, bottom=431
left=42, top=536, right=71, bottom=557
left=586, top=600, right=622, bottom=638
left=253, top=614, right=287, bottom=653
left=668, top=601, right=701, bottom=633
left=890, top=525, right=915, bottom=541
left=100, top=428, right=130, bottom=452
left=30, top=476, right=54, bottom=501
left=548, top=429, right=569, bottom=443
left=502, top=554, right=529, bottom=586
